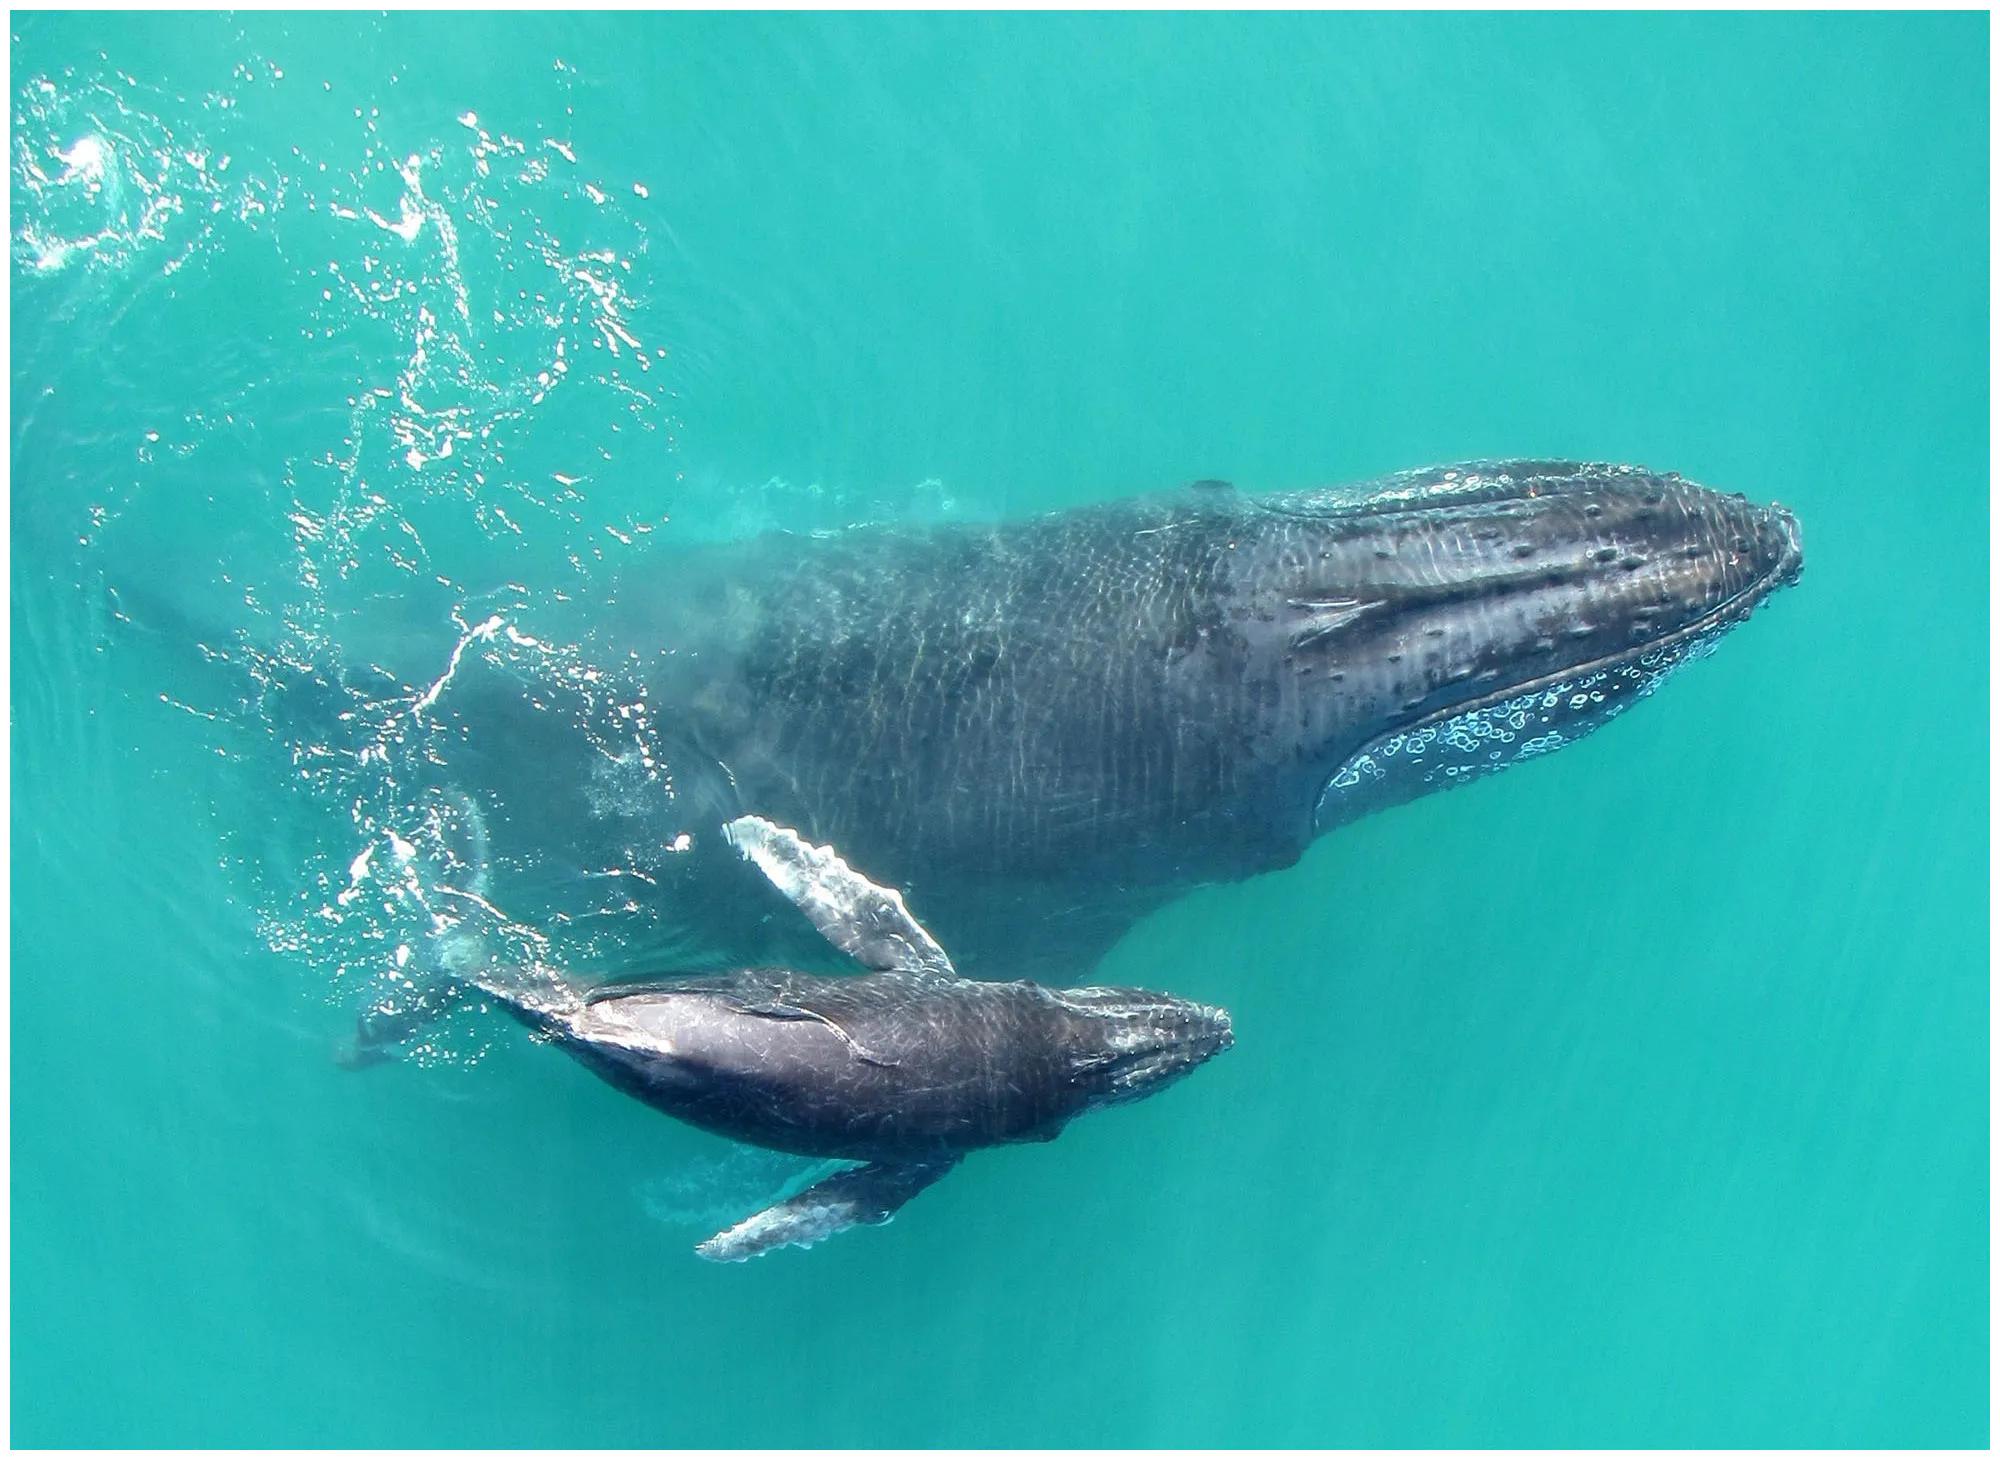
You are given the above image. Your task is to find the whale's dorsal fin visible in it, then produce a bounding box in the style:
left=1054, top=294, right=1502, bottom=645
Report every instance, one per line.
left=734, top=989, right=902, bottom=1068
left=696, top=1156, right=961, bottom=1262
left=721, top=815, right=955, bottom=977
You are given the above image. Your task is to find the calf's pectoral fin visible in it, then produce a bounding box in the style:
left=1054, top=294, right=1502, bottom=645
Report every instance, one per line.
left=721, top=814, right=955, bottom=977
left=695, top=1156, right=961, bottom=1262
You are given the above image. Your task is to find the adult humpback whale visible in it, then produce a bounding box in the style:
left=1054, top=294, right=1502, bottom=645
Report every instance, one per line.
left=143, top=458, right=1803, bottom=980
left=399, top=458, right=1802, bottom=977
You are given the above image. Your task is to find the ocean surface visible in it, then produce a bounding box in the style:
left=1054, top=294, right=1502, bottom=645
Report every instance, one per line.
left=9, top=11, right=1988, bottom=1447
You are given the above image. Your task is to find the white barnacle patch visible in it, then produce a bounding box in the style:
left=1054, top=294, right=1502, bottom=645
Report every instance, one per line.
left=1330, top=757, right=1373, bottom=789
left=1317, top=628, right=1726, bottom=826
left=1102, top=1019, right=1154, bottom=1054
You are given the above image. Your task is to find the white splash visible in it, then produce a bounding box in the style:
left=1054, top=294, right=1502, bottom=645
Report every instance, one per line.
left=411, top=613, right=504, bottom=717
left=57, top=134, right=106, bottom=184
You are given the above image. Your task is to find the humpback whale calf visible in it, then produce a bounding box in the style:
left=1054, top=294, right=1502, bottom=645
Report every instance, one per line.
left=374, top=816, right=1233, bottom=1261
left=395, top=458, right=1803, bottom=976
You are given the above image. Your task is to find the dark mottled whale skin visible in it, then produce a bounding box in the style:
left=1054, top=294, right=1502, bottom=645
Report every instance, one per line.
left=396, top=817, right=1234, bottom=1260
left=506, top=967, right=1231, bottom=1256
left=524, top=971, right=1229, bottom=1162
left=470, top=459, right=1800, bottom=974
left=146, top=459, right=1803, bottom=978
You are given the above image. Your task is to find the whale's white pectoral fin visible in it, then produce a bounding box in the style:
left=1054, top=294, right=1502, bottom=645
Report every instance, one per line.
left=721, top=814, right=955, bottom=977
left=695, top=1157, right=960, bottom=1262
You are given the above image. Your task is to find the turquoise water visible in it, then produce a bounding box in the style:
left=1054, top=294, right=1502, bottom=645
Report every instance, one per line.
left=10, top=11, right=1988, bottom=1447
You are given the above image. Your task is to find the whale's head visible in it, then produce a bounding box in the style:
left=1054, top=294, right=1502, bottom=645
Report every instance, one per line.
left=1214, top=460, right=1804, bottom=842
left=1048, top=985, right=1235, bottom=1108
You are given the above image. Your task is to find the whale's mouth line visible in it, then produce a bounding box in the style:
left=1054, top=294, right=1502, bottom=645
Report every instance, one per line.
left=1309, top=515, right=1803, bottom=833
